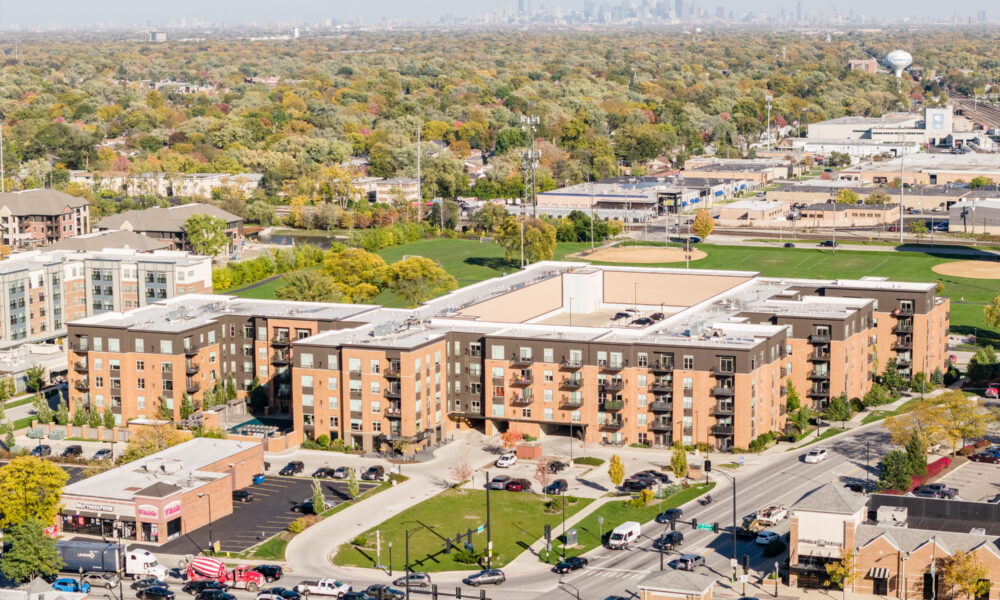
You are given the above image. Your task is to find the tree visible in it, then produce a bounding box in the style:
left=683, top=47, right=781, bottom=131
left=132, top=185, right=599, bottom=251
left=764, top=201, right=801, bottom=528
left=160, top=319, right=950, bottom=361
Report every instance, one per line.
left=534, top=463, right=553, bottom=498
left=0, top=456, right=70, bottom=527
left=865, top=189, right=891, bottom=205
left=500, top=429, right=523, bottom=449
left=180, top=395, right=195, bottom=420
left=25, top=365, right=47, bottom=393
left=322, top=247, right=386, bottom=302
left=0, top=520, right=63, bottom=583
left=120, top=424, right=192, bottom=463
left=54, top=400, right=69, bottom=426
left=670, top=443, right=689, bottom=479
left=905, top=432, right=927, bottom=477
left=940, top=390, right=990, bottom=453
left=823, top=550, right=855, bottom=598
left=969, top=176, right=993, bottom=189
left=879, top=450, right=913, bottom=491
left=275, top=271, right=341, bottom=303
left=103, top=407, right=116, bottom=430
left=450, top=460, right=473, bottom=488
left=835, top=189, right=859, bottom=204
left=183, top=214, right=229, bottom=256
left=380, top=257, right=458, bottom=307
left=824, top=395, right=852, bottom=427
left=786, top=381, right=800, bottom=413
left=347, top=467, right=359, bottom=499
left=32, top=395, right=52, bottom=424
left=472, top=203, right=508, bottom=232
left=311, top=479, right=325, bottom=515
left=885, top=399, right=947, bottom=448
left=907, top=220, right=928, bottom=235
left=608, top=454, right=625, bottom=487
left=863, top=383, right=888, bottom=408
left=692, top=209, right=714, bottom=239
left=495, top=216, right=557, bottom=264
left=967, top=346, right=998, bottom=382
left=4, top=427, right=14, bottom=452
left=985, top=294, right=1000, bottom=329
left=880, top=359, right=905, bottom=390
left=943, top=551, right=991, bottom=600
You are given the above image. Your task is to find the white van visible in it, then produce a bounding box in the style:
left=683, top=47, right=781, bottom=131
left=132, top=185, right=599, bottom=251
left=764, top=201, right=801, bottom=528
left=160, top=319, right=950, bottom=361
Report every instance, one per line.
left=606, top=521, right=641, bottom=549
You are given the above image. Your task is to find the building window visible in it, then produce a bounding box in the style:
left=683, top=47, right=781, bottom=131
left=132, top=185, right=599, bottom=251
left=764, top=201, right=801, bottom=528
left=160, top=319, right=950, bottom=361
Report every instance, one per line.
left=683, top=355, right=694, bottom=370
left=136, top=378, right=145, bottom=390
left=349, top=358, right=361, bottom=374
left=160, top=340, right=172, bottom=354
left=543, top=348, right=554, bottom=363
left=136, top=360, right=144, bottom=371
left=301, top=353, right=314, bottom=368
left=135, top=339, right=144, bottom=353
left=301, top=375, right=314, bottom=388
left=491, top=345, right=504, bottom=360
left=302, top=394, right=314, bottom=407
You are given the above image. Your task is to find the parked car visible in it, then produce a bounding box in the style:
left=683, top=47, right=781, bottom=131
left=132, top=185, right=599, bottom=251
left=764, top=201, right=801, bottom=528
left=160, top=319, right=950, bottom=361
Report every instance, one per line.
left=818, top=240, right=839, bottom=248
left=53, top=579, right=90, bottom=593
left=30, top=445, right=52, bottom=457
left=804, top=448, right=828, bottom=464
left=687, top=235, right=702, bottom=244
left=756, top=531, right=780, bottom=545
left=82, top=573, right=120, bottom=589
left=618, top=479, right=649, bottom=493
left=554, top=556, right=588, bottom=574
left=391, top=573, right=431, bottom=588
left=132, top=579, right=169, bottom=591
left=462, top=569, right=506, bottom=586
left=196, top=591, right=235, bottom=600
left=986, top=383, right=1000, bottom=399
left=613, top=312, right=631, bottom=320
left=295, top=579, right=352, bottom=597
left=312, top=467, right=334, bottom=478
left=917, top=484, right=957, bottom=499
left=913, top=489, right=940, bottom=499
left=547, top=460, right=568, bottom=473
left=331, top=467, right=350, bottom=479
left=489, top=475, right=512, bottom=490
left=650, top=312, right=665, bottom=321
left=61, top=445, right=83, bottom=458
left=183, top=581, right=229, bottom=595
left=635, top=470, right=671, bottom=483
left=252, top=473, right=267, bottom=485
left=631, top=317, right=653, bottom=326
left=279, top=461, right=304, bottom=476
left=295, top=497, right=335, bottom=513
left=545, top=479, right=568, bottom=494
left=260, top=589, right=297, bottom=600
left=233, top=489, right=254, bottom=502
left=655, top=508, right=683, bottom=524
left=93, top=448, right=113, bottom=461
left=970, top=452, right=1000, bottom=464
left=139, top=587, right=176, bottom=600
left=252, top=566, right=284, bottom=583
left=652, top=531, right=684, bottom=551
left=495, top=453, right=517, bottom=468
left=677, top=554, right=706, bottom=571
left=505, top=478, right=531, bottom=492
left=361, top=466, right=385, bottom=481
left=363, top=585, right=404, bottom=600
left=783, top=242, right=795, bottom=248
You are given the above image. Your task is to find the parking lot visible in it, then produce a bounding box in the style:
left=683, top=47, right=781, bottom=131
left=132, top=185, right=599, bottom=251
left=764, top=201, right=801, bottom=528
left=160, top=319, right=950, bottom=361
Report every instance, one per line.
left=933, top=460, right=1000, bottom=502
left=145, top=475, right=379, bottom=555
left=0, top=459, right=88, bottom=484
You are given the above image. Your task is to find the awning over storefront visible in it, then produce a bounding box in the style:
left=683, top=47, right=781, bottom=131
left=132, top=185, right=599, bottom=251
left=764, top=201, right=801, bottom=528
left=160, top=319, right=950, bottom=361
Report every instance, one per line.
left=869, top=567, right=890, bottom=580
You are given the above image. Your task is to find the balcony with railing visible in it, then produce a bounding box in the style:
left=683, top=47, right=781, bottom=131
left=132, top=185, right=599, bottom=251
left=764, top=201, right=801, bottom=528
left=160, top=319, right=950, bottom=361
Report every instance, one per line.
left=810, top=370, right=830, bottom=381
left=893, top=321, right=913, bottom=334
left=511, top=354, right=534, bottom=367
left=710, top=366, right=735, bottom=376
left=601, top=417, right=624, bottom=430
left=809, top=350, right=830, bottom=362
left=272, top=352, right=290, bottom=365
left=184, top=346, right=198, bottom=357
left=385, top=362, right=402, bottom=379
left=510, top=394, right=534, bottom=406
left=711, top=424, right=734, bottom=436
left=560, top=395, right=583, bottom=409
left=385, top=386, right=402, bottom=399
left=560, top=359, right=583, bottom=370
left=511, top=374, right=533, bottom=387
left=809, top=334, right=832, bottom=344
left=600, top=399, right=624, bottom=411
left=384, top=404, right=402, bottom=419
left=186, top=381, right=200, bottom=394
left=74, top=379, right=89, bottom=391
left=713, top=402, right=734, bottom=416
left=808, top=386, right=830, bottom=398
left=896, top=356, right=912, bottom=367
left=185, top=361, right=199, bottom=376
left=650, top=400, right=673, bottom=413
left=600, top=380, right=624, bottom=392
left=650, top=419, right=672, bottom=432
left=650, top=380, right=672, bottom=393
left=560, top=377, right=583, bottom=390
left=893, top=337, right=913, bottom=350
left=712, top=385, right=735, bottom=397
left=651, top=360, right=674, bottom=374
left=70, top=343, right=89, bottom=354
left=601, top=360, right=625, bottom=373
left=271, top=336, right=291, bottom=347
left=73, top=361, right=88, bottom=372
left=893, top=306, right=915, bottom=317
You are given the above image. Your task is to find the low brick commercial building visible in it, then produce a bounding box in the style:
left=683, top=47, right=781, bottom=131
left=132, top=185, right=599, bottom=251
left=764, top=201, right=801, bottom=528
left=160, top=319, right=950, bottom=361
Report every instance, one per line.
left=60, top=437, right=263, bottom=544
left=789, top=484, right=1000, bottom=599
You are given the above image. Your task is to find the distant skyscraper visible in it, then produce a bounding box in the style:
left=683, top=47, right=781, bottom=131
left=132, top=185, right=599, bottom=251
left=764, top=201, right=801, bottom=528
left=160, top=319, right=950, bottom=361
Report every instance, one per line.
left=518, top=0, right=526, bottom=16
left=796, top=0, right=802, bottom=21
left=716, top=6, right=725, bottom=19
left=978, top=10, right=987, bottom=23
left=675, top=0, right=684, bottom=19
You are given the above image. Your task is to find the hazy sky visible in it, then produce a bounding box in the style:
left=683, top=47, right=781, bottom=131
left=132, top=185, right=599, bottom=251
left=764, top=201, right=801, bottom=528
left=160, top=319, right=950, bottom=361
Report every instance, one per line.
left=1, top=0, right=995, bottom=27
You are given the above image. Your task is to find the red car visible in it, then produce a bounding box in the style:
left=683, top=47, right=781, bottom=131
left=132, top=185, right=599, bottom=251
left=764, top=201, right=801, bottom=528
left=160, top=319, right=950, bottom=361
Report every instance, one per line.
left=504, top=479, right=531, bottom=492
left=985, top=383, right=1000, bottom=399
left=971, top=453, right=1000, bottom=464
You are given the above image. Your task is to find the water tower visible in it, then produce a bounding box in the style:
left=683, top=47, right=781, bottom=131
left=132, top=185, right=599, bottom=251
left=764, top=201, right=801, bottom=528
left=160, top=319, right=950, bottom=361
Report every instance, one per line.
left=885, top=50, right=913, bottom=78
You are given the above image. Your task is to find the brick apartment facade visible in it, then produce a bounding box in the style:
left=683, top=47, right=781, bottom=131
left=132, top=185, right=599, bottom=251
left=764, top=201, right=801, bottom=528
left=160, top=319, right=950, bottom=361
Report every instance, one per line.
left=0, top=189, right=90, bottom=248
left=66, top=264, right=949, bottom=451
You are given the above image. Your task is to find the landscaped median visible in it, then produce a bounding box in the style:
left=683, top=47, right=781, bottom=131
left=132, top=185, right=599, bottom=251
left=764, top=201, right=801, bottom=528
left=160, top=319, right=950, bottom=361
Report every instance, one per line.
left=541, top=482, right=714, bottom=564
left=332, top=488, right=593, bottom=572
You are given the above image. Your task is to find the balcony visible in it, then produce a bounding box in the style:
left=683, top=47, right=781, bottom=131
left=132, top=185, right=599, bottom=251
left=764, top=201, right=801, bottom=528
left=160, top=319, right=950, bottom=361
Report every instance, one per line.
left=560, top=396, right=583, bottom=409
left=272, top=354, right=290, bottom=366
left=510, top=394, right=534, bottom=406
left=385, top=364, right=402, bottom=379
left=184, top=346, right=198, bottom=357
left=73, top=361, right=88, bottom=373
left=893, top=323, right=913, bottom=334
left=384, top=405, right=402, bottom=419
left=271, top=337, right=291, bottom=347
left=650, top=400, right=673, bottom=413
left=893, top=307, right=915, bottom=317
left=185, top=362, right=199, bottom=376
left=560, top=377, right=583, bottom=390
left=70, top=344, right=89, bottom=354
left=810, top=371, right=831, bottom=381
left=511, top=355, right=534, bottom=367
left=779, top=366, right=787, bottom=378
left=186, top=382, right=200, bottom=394
left=560, top=359, right=583, bottom=371
left=713, top=403, right=734, bottom=416
left=650, top=420, right=672, bottom=432
left=385, top=387, right=402, bottom=399
left=600, top=380, right=624, bottom=392
left=896, top=357, right=912, bottom=368
left=809, top=352, right=830, bottom=362
left=893, top=338, right=913, bottom=350
left=650, top=380, right=672, bottom=393
left=511, top=374, right=533, bottom=387
left=601, top=361, right=625, bottom=373
left=74, top=380, right=89, bottom=391
left=651, top=361, right=674, bottom=374
left=809, top=334, right=832, bottom=344
left=711, top=424, right=734, bottom=436
left=710, top=366, right=735, bottom=376
left=712, top=385, right=735, bottom=397
left=808, top=388, right=830, bottom=399
left=601, top=399, right=624, bottom=411
left=601, top=418, right=624, bottom=430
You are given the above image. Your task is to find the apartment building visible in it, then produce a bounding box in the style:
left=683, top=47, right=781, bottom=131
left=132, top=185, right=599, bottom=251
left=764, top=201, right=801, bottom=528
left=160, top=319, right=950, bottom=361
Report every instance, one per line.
left=94, top=204, right=243, bottom=254
left=0, top=249, right=211, bottom=345
left=0, top=189, right=90, bottom=248
left=66, top=264, right=948, bottom=450
left=70, top=171, right=261, bottom=199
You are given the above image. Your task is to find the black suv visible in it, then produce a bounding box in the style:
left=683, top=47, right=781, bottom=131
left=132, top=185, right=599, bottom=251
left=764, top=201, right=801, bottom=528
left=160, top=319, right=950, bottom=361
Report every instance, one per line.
left=195, top=591, right=234, bottom=600
left=182, top=581, right=228, bottom=595
left=618, top=479, right=649, bottom=493
left=61, top=445, right=83, bottom=458
left=279, top=461, right=304, bottom=476
left=653, top=531, right=684, bottom=550
left=253, top=566, right=284, bottom=583
left=361, top=465, right=385, bottom=481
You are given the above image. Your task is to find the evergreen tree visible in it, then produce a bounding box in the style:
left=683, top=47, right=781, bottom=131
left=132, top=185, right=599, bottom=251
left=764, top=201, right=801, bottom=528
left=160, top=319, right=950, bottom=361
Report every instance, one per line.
left=786, top=381, right=800, bottom=413
left=347, top=467, right=359, bottom=499
left=905, top=432, right=927, bottom=477
left=103, top=408, right=116, bottom=430
left=311, top=479, right=325, bottom=514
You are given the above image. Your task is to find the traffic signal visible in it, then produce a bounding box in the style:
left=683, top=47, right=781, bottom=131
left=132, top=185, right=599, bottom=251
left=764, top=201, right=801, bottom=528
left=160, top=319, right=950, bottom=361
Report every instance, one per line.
left=705, top=459, right=712, bottom=472
left=544, top=524, right=551, bottom=541
left=742, top=554, right=750, bottom=573
left=691, top=518, right=698, bottom=530
left=670, top=518, right=676, bottom=531
left=712, top=522, right=720, bottom=533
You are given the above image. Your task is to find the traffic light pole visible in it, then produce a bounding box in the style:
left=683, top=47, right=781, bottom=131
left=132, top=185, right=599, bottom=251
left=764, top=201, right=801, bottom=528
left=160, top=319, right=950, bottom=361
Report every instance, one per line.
left=713, top=469, right=739, bottom=582
left=485, top=470, right=492, bottom=569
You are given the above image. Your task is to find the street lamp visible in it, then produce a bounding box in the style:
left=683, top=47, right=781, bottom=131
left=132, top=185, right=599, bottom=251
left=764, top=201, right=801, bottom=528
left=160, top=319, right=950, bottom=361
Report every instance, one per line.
left=561, top=491, right=567, bottom=559
left=197, top=493, right=214, bottom=552
left=713, top=470, right=739, bottom=582
left=388, top=542, right=393, bottom=576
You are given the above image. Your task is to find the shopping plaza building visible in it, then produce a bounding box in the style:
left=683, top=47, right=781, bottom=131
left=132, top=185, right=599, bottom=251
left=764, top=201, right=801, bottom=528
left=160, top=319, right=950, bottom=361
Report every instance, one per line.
left=66, top=263, right=949, bottom=451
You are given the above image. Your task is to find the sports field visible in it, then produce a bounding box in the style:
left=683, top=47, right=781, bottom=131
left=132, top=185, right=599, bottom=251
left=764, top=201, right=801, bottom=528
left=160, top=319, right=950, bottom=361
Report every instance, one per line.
left=229, top=238, right=1000, bottom=345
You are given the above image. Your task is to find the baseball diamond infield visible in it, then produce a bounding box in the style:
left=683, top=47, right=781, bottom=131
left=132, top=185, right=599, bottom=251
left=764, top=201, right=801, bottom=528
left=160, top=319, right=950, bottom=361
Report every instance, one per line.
left=573, top=245, right=708, bottom=264
left=931, top=260, right=1000, bottom=280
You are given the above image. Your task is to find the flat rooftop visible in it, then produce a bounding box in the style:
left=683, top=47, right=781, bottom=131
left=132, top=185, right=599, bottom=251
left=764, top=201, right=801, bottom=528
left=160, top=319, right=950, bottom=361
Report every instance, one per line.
left=843, top=153, right=1000, bottom=174
left=64, top=438, right=260, bottom=501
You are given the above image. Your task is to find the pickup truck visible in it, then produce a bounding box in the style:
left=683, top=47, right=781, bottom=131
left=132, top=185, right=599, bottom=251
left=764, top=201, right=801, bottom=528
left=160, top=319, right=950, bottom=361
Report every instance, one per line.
left=295, top=579, right=352, bottom=597
left=752, top=504, right=788, bottom=526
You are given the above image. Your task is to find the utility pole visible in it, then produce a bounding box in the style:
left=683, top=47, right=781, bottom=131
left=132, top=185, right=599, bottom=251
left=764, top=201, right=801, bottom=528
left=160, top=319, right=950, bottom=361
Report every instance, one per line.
left=0, top=114, right=4, bottom=193
left=765, top=93, right=773, bottom=151
left=417, top=122, right=422, bottom=212
left=899, top=138, right=905, bottom=244
left=485, top=470, right=493, bottom=569
left=521, top=115, right=541, bottom=218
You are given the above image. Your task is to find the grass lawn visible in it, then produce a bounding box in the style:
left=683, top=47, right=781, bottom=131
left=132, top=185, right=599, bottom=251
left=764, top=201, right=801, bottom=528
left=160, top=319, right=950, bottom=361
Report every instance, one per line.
left=332, top=488, right=593, bottom=572
left=860, top=394, right=935, bottom=424
left=251, top=536, right=288, bottom=560
left=793, top=427, right=847, bottom=449
left=545, top=482, right=714, bottom=562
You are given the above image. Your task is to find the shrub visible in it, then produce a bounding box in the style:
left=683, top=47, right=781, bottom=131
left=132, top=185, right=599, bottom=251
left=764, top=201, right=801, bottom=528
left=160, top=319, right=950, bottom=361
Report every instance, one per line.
left=763, top=539, right=787, bottom=558
left=629, top=442, right=650, bottom=449
left=453, top=548, right=481, bottom=565
left=287, top=518, right=309, bottom=534
left=974, top=439, right=990, bottom=449
left=926, top=457, right=951, bottom=477
left=626, top=489, right=655, bottom=508
left=573, top=456, right=604, bottom=466
left=747, top=432, right=776, bottom=453
left=351, top=535, right=369, bottom=547
left=958, top=445, right=976, bottom=456
left=316, top=434, right=330, bottom=447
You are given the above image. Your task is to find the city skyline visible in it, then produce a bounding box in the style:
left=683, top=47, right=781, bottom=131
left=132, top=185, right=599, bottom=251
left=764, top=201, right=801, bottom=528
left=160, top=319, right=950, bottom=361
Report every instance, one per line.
left=0, top=0, right=996, bottom=28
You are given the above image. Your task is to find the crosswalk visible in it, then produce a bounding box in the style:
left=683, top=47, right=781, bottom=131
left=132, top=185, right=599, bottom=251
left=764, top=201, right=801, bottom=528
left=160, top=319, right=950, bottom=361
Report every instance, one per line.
left=570, top=566, right=651, bottom=581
